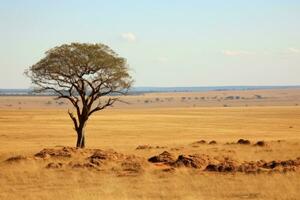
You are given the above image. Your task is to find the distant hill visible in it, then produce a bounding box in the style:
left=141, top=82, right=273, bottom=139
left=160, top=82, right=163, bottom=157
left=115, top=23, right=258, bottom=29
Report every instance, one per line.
left=0, top=86, right=300, bottom=96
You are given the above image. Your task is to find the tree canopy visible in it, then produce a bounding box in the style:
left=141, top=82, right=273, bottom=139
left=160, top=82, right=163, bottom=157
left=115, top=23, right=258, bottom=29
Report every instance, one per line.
left=25, top=43, right=133, bottom=148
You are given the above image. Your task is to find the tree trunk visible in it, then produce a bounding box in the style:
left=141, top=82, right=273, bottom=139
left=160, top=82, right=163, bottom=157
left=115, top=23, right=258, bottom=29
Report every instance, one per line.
left=75, top=109, right=88, bottom=148
left=76, top=127, right=85, bottom=148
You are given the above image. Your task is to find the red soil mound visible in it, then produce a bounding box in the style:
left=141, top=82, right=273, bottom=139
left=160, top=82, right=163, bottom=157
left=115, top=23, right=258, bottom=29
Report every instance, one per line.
left=171, top=154, right=211, bottom=169
left=148, top=151, right=176, bottom=163
left=148, top=151, right=300, bottom=174
left=35, top=147, right=77, bottom=159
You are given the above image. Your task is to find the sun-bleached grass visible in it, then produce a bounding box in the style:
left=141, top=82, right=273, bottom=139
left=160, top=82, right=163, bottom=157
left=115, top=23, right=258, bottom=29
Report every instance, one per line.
left=0, top=106, right=299, bottom=199
left=1, top=163, right=300, bottom=200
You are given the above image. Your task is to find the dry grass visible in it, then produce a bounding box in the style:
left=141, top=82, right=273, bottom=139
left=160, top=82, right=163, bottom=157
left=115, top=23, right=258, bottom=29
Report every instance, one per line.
left=0, top=106, right=300, bottom=199
left=1, top=88, right=300, bottom=109
left=1, top=165, right=300, bottom=200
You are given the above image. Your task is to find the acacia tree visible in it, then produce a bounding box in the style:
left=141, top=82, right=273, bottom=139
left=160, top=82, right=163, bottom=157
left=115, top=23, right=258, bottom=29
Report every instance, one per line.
left=25, top=43, right=133, bottom=148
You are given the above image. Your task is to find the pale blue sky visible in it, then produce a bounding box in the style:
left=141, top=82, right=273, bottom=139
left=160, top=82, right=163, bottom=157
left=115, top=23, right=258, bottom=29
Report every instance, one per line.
left=0, top=0, right=300, bottom=88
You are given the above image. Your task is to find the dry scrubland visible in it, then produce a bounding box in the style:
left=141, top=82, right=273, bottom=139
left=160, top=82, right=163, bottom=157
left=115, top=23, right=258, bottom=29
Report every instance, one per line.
left=0, top=90, right=300, bottom=200
left=1, top=88, right=300, bottom=109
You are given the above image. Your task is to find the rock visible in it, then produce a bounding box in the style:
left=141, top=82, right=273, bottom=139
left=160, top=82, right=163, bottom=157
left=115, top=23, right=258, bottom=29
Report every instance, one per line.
left=205, top=156, right=240, bottom=172
left=171, top=154, right=210, bottom=169
left=136, top=145, right=152, bottom=150
left=209, top=140, right=217, bottom=145
left=255, top=141, right=266, bottom=147
left=148, top=151, right=176, bottom=164
left=205, top=161, right=239, bottom=172
left=263, top=160, right=280, bottom=169
left=205, top=164, right=219, bottom=171
left=237, top=139, right=251, bottom=145
left=262, top=159, right=300, bottom=170
left=205, top=157, right=300, bottom=173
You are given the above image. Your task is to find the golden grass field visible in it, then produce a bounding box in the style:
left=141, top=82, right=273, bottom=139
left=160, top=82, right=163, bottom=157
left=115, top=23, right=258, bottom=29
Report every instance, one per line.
left=0, top=90, right=300, bottom=200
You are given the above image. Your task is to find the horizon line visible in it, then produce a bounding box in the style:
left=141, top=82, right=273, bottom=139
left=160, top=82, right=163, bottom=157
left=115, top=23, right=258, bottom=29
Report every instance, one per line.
left=1, top=85, right=300, bottom=90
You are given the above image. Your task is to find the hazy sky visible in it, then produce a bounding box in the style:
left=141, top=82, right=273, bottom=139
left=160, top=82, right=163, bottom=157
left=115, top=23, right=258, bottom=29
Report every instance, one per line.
left=1, top=0, right=300, bottom=88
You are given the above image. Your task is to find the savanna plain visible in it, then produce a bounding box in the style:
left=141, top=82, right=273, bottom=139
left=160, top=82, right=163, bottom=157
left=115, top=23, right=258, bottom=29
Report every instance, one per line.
left=0, top=89, right=300, bottom=200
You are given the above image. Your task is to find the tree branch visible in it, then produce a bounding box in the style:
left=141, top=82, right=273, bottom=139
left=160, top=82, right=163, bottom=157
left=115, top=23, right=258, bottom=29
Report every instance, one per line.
left=88, top=98, right=117, bottom=117
left=68, top=109, right=79, bottom=130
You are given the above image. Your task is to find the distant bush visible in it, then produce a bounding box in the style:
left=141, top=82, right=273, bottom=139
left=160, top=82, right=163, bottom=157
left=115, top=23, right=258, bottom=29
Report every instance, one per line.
left=225, top=96, right=234, bottom=100
left=57, top=102, right=65, bottom=105
left=254, top=95, right=263, bottom=99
